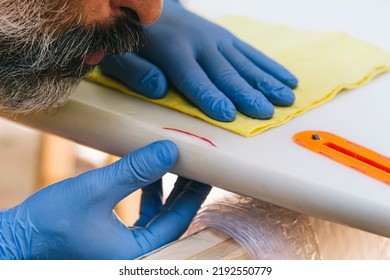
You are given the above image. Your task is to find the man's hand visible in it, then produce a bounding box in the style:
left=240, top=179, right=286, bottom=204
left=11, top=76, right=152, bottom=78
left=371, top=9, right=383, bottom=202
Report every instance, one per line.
left=0, top=141, right=211, bottom=259
left=100, top=0, right=298, bottom=121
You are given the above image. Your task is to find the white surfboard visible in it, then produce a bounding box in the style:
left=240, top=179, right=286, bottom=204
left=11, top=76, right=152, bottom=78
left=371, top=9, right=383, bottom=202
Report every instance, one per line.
left=2, top=0, right=390, bottom=237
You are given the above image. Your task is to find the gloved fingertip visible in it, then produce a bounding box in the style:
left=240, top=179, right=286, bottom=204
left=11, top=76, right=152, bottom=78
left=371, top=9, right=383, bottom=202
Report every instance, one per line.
left=190, top=183, right=212, bottom=200
left=151, top=140, right=179, bottom=168
left=126, top=141, right=179, bottom=185
left=138, top=68, right=168, bottom=99
left=251, top=99, right=275, bottom=119
left=272, top=87, right=296, bottom=106
left=284, top=89, right=296, bottom=106
left=286, top=76, right=299, bottom=89
left=169, top=181, right=211, bottom=217
left=176, top=178, right=212, bottom=199
left=208, top=98, right=237, bottom=122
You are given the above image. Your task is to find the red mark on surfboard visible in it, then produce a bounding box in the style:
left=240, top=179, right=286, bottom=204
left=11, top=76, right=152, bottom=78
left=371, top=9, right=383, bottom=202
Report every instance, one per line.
left=163, top=127, right=217, bottom=147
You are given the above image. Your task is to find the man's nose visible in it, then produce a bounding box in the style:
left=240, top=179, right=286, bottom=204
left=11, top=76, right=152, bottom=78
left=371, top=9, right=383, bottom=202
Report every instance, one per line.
left=112, top=0, right=163, bottom=25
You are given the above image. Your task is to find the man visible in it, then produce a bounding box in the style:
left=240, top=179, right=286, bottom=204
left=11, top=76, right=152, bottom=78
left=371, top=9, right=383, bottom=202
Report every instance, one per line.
left=0, top=0, right=297, bottom=259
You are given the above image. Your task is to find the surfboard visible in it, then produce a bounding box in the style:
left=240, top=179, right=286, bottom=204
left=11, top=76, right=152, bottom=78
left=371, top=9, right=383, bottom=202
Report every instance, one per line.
left=2, top=0, right=390, bottom=237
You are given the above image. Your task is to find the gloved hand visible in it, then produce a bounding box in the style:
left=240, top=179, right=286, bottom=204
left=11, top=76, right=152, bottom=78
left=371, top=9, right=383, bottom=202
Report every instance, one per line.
left=100, top=0, right=298, bottom=122
left=0, top=141, right=211, bottom=260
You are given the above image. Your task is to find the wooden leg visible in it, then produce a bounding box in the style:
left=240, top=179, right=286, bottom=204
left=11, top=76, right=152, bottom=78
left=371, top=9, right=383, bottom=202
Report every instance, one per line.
left=106, top=155, right=142, bottom=226
left=37, top=133, right=77, bottom=189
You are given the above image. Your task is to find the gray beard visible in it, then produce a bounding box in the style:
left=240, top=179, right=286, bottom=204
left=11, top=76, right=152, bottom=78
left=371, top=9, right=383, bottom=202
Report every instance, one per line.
left=0, top=5, right=146, bottom=113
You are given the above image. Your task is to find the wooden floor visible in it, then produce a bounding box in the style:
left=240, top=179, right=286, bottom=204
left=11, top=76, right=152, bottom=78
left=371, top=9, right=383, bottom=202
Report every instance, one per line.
left=140, top=228, right=249, bottom=260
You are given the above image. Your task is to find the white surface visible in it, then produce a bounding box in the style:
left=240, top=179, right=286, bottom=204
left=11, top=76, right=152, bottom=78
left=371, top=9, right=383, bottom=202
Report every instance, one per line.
left=2, top=0, right=390, bottom=237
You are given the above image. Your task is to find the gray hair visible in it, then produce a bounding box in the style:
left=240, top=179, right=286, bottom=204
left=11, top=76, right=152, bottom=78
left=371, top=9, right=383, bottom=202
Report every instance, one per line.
left=0, top=0, right=145, bottom=113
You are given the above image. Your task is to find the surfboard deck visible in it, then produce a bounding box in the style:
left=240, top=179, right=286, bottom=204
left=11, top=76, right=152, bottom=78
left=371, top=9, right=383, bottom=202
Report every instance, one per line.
left=2, top=0, right=389, bottom=237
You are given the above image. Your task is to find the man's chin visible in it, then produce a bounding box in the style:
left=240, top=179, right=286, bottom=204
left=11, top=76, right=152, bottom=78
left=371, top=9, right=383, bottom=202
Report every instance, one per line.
left=0, top=76, right=81, bottom=113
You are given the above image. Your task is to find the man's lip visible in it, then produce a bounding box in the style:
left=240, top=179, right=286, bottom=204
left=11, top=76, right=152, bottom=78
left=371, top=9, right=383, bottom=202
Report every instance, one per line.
left=85, top=51, right=106, bottom=65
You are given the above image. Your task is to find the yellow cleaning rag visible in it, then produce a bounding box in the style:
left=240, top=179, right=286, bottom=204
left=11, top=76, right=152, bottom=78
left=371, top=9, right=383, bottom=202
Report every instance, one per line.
left=87, top=16, right=390, bottom=137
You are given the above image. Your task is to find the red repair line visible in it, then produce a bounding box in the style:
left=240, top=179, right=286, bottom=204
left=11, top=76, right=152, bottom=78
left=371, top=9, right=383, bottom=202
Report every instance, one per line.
left=163, top=127, right=217, bottom=147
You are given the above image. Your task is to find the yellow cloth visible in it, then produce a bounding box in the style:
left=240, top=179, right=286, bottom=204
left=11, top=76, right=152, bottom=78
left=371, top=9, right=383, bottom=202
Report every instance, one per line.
left=87, top=16, right=390, bottom=137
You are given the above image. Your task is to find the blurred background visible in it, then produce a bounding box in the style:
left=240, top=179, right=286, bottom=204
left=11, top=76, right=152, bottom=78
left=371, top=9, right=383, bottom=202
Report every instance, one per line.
left=0, top=118, right=142, bottom=225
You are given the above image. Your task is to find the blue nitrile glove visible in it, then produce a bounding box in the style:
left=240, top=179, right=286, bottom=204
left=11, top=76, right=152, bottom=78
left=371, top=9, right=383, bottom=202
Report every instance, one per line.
left=0, top=141, right=211, bottom=260
left=100, top=0, right=298, bottom=122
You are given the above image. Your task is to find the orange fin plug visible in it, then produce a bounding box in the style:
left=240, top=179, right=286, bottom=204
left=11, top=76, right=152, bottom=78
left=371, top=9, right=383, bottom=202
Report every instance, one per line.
left=293, top=131, right=390, bottom=185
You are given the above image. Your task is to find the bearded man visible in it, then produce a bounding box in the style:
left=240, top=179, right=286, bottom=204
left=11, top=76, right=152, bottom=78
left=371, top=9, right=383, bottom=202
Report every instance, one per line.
left=0, top=0, right=297, bottom=259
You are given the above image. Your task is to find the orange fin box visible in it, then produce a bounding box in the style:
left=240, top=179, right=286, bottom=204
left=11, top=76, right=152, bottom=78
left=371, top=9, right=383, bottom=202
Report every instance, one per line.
left=293, top=131, right=390, bottom=185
